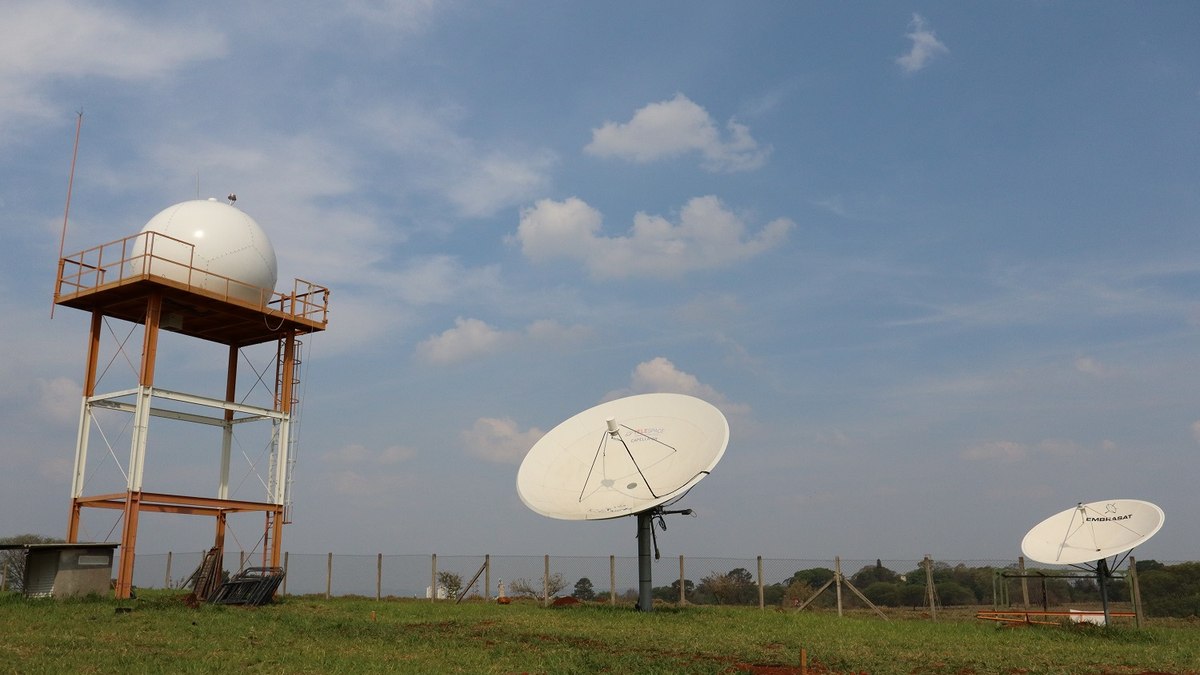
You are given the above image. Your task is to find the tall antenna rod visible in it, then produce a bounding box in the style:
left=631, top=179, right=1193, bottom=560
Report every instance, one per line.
left=52, top=110, right=84, bottom=318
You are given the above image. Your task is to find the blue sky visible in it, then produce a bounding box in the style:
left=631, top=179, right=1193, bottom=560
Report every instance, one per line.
left=2, top=1, right=1198, bottom=565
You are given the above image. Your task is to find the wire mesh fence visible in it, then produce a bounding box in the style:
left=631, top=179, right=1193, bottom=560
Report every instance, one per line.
left=116, top=550, right=1178, bottom=617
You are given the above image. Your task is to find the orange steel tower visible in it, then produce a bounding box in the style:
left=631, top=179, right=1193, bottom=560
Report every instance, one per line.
left=53, top=198, right=329, bottom=599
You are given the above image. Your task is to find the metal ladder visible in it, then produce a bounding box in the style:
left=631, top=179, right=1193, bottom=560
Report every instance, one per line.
left=265, top=336, right=304, bottom=561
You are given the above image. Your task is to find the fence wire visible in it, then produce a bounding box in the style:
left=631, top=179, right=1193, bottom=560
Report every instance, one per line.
left=116, top=551, right=1182, bottom=612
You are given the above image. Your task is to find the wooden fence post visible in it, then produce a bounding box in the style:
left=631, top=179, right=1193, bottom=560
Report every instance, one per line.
left=610, top=555, right=616, bottom=606
left=376, top=553, right=382, bottom=601
left=431, top=553, right=437, bottom=602
left=543, top=554, right=550, bottom=607
left=1018, top=556, right=1030, bottom=610
left=325, top=552, right=332, bottom=599
left=281, top=552, right=288, bottom=595
left=164, top=551, right=173, bottom=589
left=484, top=554, right=491, bottom=600
left=1129, top=556, right=1144, bottom=629
left=679, top=555, right=686, bottom=605
left=757, top=556, right=765, bottom=610
left=835, top=556, right=844, bottom=617
left=991, top=569, right=998, bottom=609
left=924, top=555, right=937, bottom=621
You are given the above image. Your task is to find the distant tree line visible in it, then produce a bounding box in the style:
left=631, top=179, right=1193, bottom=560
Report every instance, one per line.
left=551, top=559, right=1200, bottom=618
left=1135, top=560, right=1200, bottom=618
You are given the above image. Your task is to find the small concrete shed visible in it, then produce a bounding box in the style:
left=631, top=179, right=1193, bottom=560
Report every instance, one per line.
left=0, top=543, right=119, bottom=598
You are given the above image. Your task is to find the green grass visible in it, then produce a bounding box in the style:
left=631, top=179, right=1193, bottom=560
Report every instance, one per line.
left=1, top=591, right=1197, bottom=674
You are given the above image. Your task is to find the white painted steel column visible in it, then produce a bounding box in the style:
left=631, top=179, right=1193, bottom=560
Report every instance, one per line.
left=272, top=417, right=291, bottom=504
left=70, top=397, right=92, bottom=498
left=218, top=420, right=232, bottom=499
left=127, top=386, right=153, bottom=491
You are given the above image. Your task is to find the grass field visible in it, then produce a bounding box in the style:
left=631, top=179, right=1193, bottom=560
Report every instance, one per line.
left=1, top=591, right=1197, bottom=674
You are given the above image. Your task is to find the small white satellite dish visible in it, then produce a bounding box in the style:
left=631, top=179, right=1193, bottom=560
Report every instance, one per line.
left=516, top=392, right=729, bottom=611
left=1021, top=499, right=1164, bottom=565
left=517, top=393, right=728, bottom=521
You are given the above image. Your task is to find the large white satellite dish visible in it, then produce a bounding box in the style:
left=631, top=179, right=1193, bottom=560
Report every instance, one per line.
left=517, top=392, right=729, bottom=611
left=1020, top=499, right=1164, bottom=625
left=517, top=393, right=728, bottom=521
left=1021, top=499, right=1164, bottom=566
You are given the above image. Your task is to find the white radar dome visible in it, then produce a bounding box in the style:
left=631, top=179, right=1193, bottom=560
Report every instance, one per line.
left=132, top=199, right=278, bottom=304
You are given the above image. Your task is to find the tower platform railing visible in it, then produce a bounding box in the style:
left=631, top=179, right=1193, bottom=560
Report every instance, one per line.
left=55, top=231, right=329, bottom=346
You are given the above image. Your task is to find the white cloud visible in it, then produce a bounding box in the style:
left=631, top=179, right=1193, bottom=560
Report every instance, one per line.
left=896, top=14, right=948, bottom=75
left=308, top=293, right=414, bottom=355
left=143, top=134, right=515, bottom=356
left=323, top=443, right=416, bottom=464
left=415, top=317, right=590, bottom=365
left=36, top=377, right=80, bottom=425
left=377, top=445, right=419, bottom=464
left=585, top=94, right=771, bottom=172
left=961, top=439, right=1082, bottom=462
left=814, top=196, right=852, bottom=220
left=462, top=357, right=746, bottom=463
left=0, top=1, right=225, bottom=132
left=358, top=104, right=556, bottom=218
left=514, top=195, right=792, bottom=279
left=328, top=469, right=411, bottom=497
left=444, top=151, right=558, bottom=218
left=1073, top=356, right=1107, bottom=376
left=389, top=256, right=504, bottom=307
left=511, top=197, right=602, bottom=262
left=524, top=319, right=591, bottom=343
left=891, top=259, right=1200, bottom=331
left=604, top=357, right=749, bottom=416
left=320, top=443, right=418, bottom=496
left=461, top=417, right=545, bottom=463
left=38, top=457, right=73, bottom=483
left=675, top=292, right=744, bottom=326
left=962, top=440, right=1027, bottom=462
left=324, top=444, right=372, bottom=463
left=626, top=357, right=725, bottom=401
left=1037, top=439, right=1083, bottom=458
left=416, top=317, right=509, bottom=364
left=343, top=0, right=443, bottom=32
left=143, top=134, right=418, bottom=355
left=147, top=135, right=390, bottom=287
